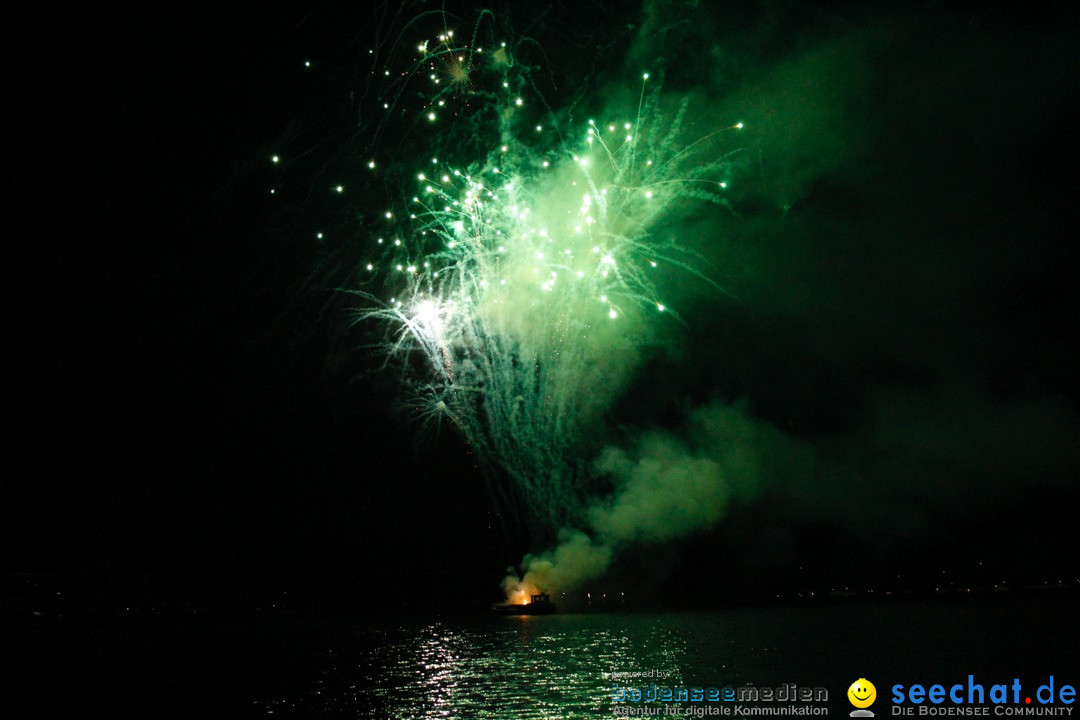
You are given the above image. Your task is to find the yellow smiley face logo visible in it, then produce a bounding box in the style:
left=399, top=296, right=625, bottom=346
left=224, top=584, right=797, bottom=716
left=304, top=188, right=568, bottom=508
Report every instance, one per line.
left=848, top=679, right=876, bottom=708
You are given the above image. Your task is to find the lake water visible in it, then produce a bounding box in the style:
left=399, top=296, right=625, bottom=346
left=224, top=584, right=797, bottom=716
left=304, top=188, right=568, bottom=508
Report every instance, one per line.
left=242, top=597, right=1078, bottom=718
left=11, top=595, right=1079, bottom=718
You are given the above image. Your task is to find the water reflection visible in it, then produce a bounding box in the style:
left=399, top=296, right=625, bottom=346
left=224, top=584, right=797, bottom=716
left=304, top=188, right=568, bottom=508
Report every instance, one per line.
left=248, top=600, right=1080, bottom=717
left=252, top=614, right=695, bottom=718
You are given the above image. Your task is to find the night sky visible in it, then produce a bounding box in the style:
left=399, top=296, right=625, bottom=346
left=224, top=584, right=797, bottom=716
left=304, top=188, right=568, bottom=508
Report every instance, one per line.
left=6, top=1, right=1080, bottom=614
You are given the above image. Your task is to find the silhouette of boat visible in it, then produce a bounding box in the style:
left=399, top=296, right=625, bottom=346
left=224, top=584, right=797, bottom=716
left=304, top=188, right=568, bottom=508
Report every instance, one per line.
left=493, top=593, right=557, bottom=615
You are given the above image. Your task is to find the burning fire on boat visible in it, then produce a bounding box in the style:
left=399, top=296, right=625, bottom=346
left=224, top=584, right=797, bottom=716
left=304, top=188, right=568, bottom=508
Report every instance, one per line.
left=492, top=592, right=557, bottom=615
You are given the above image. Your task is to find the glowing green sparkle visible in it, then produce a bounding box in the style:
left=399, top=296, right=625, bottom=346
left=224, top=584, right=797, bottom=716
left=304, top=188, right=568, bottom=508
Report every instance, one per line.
left=347, top=18, right=743, bottom=531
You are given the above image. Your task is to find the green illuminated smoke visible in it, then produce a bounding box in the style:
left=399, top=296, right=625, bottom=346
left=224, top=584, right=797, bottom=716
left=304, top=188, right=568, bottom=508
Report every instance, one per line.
left=505, top=402, right=776, bottom=599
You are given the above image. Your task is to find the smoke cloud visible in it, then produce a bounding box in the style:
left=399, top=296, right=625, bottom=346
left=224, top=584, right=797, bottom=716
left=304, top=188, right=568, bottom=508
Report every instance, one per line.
left=479, top=1, right=1080, bottom=601
left=505, top=377, right=1080, bottom=598
left=504, top=402, right=798, bottom=597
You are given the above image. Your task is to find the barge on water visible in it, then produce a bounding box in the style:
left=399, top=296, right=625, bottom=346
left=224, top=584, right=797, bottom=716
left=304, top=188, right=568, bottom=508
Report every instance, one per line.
left=493, top=593, right=557, bottom=615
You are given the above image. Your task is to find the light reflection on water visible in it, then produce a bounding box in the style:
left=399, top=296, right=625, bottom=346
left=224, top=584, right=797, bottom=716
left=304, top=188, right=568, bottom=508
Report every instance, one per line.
left=250, top=600, right=1080, bottom=718
left=255, top=614, right=706, bottom=718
